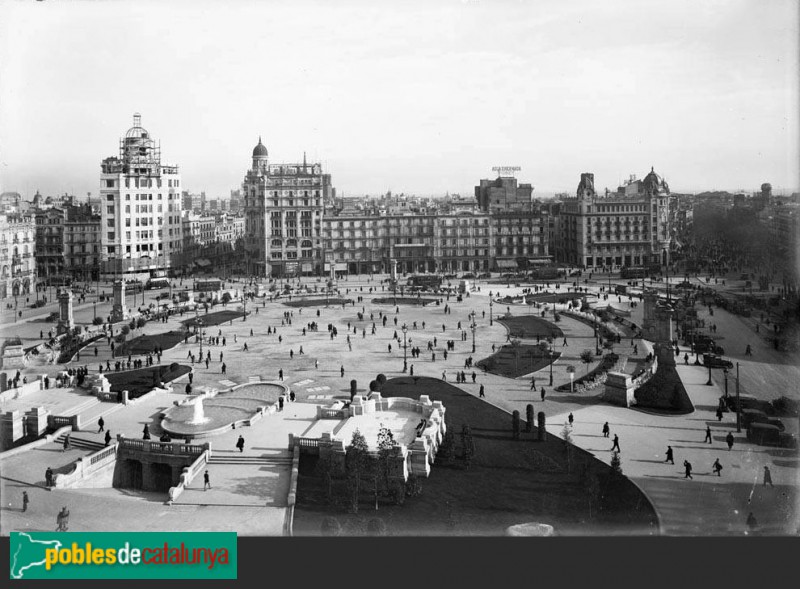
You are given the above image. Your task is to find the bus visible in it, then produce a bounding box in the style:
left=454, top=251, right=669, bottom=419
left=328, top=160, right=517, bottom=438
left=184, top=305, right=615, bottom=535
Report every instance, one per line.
left=620, top=266, right=648, bottom=279
left=406, top=275, right=442, bottom=291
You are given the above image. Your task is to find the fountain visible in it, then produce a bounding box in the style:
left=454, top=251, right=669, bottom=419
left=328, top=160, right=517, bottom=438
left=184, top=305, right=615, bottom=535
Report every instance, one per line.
left=186, top=396, right=210, bottom=425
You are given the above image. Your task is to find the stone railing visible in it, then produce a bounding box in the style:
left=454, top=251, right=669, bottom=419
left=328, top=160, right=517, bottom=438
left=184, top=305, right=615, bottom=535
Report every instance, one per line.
left=316, top=407, right=346, bottom=419
left=284, top=445, right=301, bottom=537
left=0, top=425, right=73, bottom=460
left=47, top=414, right=81, bottom=431
left=167, top=450, right=209, bottom=504
left=53, top=443, right=118, bottom=489
left=117, top=436, right=210, bottom=456
left=0, top=378, right=43, bottom=403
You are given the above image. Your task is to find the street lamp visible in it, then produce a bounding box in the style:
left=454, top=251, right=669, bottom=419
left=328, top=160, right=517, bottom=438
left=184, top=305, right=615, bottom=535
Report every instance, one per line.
left=548, top=338, right=554, bottom=386
left=402, top=323, right=408, bottom=372
left=723, top=368, right=729, bottom=399
left=735, top=362, right=741, bottom=432
left=567, top=365, right=575, bottom=393
left=471, top=321, right=476, bottom=354
left=489, top=299, right=493, bottom=326
left=706, top=363, right=713, bottom=386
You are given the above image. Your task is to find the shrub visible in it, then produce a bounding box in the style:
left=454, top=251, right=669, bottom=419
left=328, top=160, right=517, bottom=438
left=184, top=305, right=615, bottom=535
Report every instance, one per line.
left=376, top=373, right=387, bottom=386
left=115, top=333, right=127, bottom=344
left=369, top=380, right=379, bottom=392
left=512, top=410, right=521, bottom=441
left=120, top=325, right=131, bottom=336
left=320, top=517, right=342, bottom=537
left=404, top=472, right=422, bottom=497
left=350, top=379, right=358, bottom=400
left=438, top=430, right=456, bottom=465
left=526, top=404, right=534, bottom=433
left=610, top=450, right=623, bottom=475
left=136, top=317, right=147, bottom=329
left=92, top=316, right=104, bottom=325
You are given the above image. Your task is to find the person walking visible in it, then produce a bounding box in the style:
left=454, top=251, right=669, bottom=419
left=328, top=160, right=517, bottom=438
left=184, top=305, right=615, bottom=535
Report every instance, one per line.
left=683, top=460, right=693, bottom=479
left=22, top=490, right=29, bottom=513
left=441, top=370, right=446, bottom=381
left=602, top=422, right=610, bottom=438
left=97, top=416, right=105, bottom=433
left=541, top=387, right=546, bottom=402
left=221, top=362, right=226, bottom=375
left=45, top=467, right=54, bottom=487
left=704, top=425, right=713, bottom=444
left=726, top=431, right=734, bottom=451
left=62, top=433, right=71, bottom=452
left=712, top=458, right=723, bottom=477
left=568, top=412, right=574, bottom=426
left=236, top=435, right=245, bottom=453
left=203, top=470, right=211, bottom=491
left=763, top=465, right=773, bottom=487
left=279, top=368, right=284, bottom=381
left=665, top=445, right=674, bottom=464
left=479, top=384, right=485, bottom=398
left=104, top=430, right=112, bottom=446
left=611, top=434, right=621, bottom=452
left=341, top=365, right=345, bottom=378
left=716, top=406, right=723, bottom=421
left=530, top=376, right=536, bottom=390
left=278, top=396, right=284, bottom=411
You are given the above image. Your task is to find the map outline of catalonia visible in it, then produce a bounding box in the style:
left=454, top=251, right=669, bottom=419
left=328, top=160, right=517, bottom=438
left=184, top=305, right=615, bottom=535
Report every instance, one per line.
left=10, top=532, right=62, bottom=579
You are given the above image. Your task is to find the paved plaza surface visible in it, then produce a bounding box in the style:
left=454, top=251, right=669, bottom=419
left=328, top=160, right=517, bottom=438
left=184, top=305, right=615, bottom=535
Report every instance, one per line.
left=1, top=271, right=798, bottom=535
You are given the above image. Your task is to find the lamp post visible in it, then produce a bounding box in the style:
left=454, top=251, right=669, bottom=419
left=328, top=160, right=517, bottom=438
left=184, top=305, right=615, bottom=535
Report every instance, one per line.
left=735, top=362, right=741, bottom=432
left=723, top=368, right=729, bottom=399
left=706, top=363, right=713, bottom=386
left=489, top=299, right=493, bottom=326
left=402, top=323, right=408, bottom=372
left=471, top=321, right=476, bottom=354
left=567, top=365, right=575, bottom=393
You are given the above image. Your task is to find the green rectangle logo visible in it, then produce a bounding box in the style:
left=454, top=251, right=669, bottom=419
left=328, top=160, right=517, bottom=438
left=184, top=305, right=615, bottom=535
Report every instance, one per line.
left=10, top=532, right=237, bottom=579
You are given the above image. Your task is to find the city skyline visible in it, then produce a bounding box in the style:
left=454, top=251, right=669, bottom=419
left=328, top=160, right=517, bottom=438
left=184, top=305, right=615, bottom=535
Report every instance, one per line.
left=1, top=0, right=798, bottom=199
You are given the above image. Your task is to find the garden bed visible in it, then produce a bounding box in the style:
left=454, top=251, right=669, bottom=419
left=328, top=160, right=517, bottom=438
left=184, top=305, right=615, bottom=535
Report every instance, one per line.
left=103, top=363, right=192, bottom=398
left=371, top=297, right=438, bottom=306
left=496, top=316, right=563, bottom=339
left=476, top=345, right=561, bottom=379
left=116, top=330, right=187, bottom=357
left=555, top=353, right=619, bottom=392
left=182, top=310, right=246, bottom=328
left=282, top=297, right=355, bottom=307
left=293, top=376, right=658, bottom=536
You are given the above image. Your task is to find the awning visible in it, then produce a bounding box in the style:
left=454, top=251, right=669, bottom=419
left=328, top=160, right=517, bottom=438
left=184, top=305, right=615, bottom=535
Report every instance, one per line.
left=495, top=259, right=518, bottom=269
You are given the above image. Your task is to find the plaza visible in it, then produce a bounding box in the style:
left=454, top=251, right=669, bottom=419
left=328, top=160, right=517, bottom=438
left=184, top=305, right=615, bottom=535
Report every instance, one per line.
left=0, top=267, right=797, bottom=536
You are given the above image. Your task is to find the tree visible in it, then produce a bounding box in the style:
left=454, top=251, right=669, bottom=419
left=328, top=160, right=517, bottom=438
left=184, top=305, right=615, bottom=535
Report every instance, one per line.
left=221, top=292, right=232, bottom=306
left=345, top=429, right=369, bottom=514
left=136, top=317, right=147, bottom=329
left=376, top=424, right=396, bottom=496
left=610, top=450, right=623, bottom=475
left=580, top=349, right=594, bottom=373
left=438, top=430, right=456, bottom=465
left=512, top=410, right=521, bottom=440
left=320, top=517, right=342, bottom=537
left=525, top=404, right=534, bottom=433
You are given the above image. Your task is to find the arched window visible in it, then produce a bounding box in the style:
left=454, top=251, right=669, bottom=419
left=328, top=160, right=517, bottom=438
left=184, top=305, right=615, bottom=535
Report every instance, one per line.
left=271, top=239, right=282, bottom=247
left=286, top=239, right=297, bottom=248
left=301, top=240, right=312, bottom=248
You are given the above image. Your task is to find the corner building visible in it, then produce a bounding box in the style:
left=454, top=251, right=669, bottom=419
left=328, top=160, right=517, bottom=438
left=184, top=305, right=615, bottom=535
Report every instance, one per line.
left=242, top=139, right=328, bottom=277
left=99, top=114, right=183, bottom=278
left=557, top=168, right=671, bottom=269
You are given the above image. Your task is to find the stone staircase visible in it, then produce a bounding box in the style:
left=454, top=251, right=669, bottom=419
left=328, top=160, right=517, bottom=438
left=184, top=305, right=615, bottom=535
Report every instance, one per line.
left=53, top=432, right=106, bottom=452
left=207, top=452, right=293, bottom=467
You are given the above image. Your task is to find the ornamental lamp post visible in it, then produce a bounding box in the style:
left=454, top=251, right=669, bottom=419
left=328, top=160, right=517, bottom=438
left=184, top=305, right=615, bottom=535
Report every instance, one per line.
left=567, top=365, right=575, bottom=393
left=402, top=323, right=408, bottom=372
left=723, top=368, right=729, bottom=399
left=489, top=299, right=493, bottom=326
left=471, top=321, right=476, bottom=354
left=736, top=362, right=741, bottom=432
left=549, top=338, right=554, bottom=386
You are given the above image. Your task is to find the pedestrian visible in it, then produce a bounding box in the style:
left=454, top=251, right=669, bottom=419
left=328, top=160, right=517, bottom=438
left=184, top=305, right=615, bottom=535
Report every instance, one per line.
left=683, top=460, right=693, bottom=479
left=97, top=416, right=105, bottom=433
left=684, top=353, right=689, bottom=365
left=568, top=412, right=574, bottom=426
left=219, top=351, right=223, bottom=362
left=602, top=422, right=610, bottom=438
left=22, top=490, right=29, bottom=512
left=726, top=431, right=734, bottom=450
left=712, top=458, right=723, bottom=476
left=763, top=465, right=773, bottom=487
left=204, top=470, right=211, bottom=491
left=236, top=435, right=245, bottom=453
left=442, top=370, right=446, bottom=381
left=541, top=387, right=546, bottom=402
left=62, top=433, right=71, bottom=452
left=341, top=365, right=345, bottom=378
left=289, top=390, right=295, bottom=402
left=142, top=424, right=150, bottom=440
left=278, top=396, right=284, bottom=411
left=716, top=406, right=723, bottom=421
left=471, top=371, right=476, bottom=383
left=530, top=376, right=536, bottom=390
left=611, top=434, right=620, bottom=452
left=479, top=384, right=485, bottom=398
left=104, top=430, right=112, bottom=446
left=410, top=364, right=414, bottom=376
left=45, top=466, right=54, bottom=487
left=704, top=425, right=713, bottom=444
left=665, top=445, right=674, bottom=464
left=314, top=360, right=318, bottom=369
left=221, top=362, right=226, bottom=375
left=205, top=358, right=209, bottom=369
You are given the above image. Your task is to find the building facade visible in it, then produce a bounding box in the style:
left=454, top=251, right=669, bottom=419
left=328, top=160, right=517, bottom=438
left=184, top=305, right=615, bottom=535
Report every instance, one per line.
left=0, top=213, right=36, bottom=299
left=64, top=203, right=102, bottom=282
left=100, top=113, right=183, bottom=278
left=34, top=207, right=66, bottom=285
left=556, top=168, right=671, bottom=269
left=475, top=174, right=534, bottom=213
left=242, top=139, right=328, bottom=277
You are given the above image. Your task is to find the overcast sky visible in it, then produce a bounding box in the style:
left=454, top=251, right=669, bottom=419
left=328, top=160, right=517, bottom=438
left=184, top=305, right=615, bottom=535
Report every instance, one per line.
left=1, top=0, right=798, bottom=199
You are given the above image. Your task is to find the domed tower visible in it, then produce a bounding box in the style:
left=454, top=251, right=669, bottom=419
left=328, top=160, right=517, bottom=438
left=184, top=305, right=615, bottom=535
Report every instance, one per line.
left=576, top=173, right=596, bottom=200
left=643, top=167, right=669, bottom=196
left=252, top=137, right=269, bottom=172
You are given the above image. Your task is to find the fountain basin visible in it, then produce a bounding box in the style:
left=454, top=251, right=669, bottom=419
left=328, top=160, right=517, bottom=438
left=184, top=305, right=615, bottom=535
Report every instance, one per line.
left=160, top=382, right=289, bottom=438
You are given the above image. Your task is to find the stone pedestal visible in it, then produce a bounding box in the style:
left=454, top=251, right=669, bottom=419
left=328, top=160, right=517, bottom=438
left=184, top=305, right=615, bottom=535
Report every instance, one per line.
left=409, top=438, right=431, bottom=477
left=642, top=290, right=674, bottom=343
left=604, top=371, right=635, bottom=407
left=1, top=344, right=27, bottom=370
left=0, top=371, right=6, bottom=391
left=56, top=288, right=75, bottom=336
left=0, top=410, right=23, bottom=450
left=110, top=280, right=129, bottom=323
left=24, top=406, right=49, bottom=437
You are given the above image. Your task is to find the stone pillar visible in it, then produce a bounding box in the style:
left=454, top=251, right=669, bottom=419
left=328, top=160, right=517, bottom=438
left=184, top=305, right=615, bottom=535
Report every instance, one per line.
left=604, top=371, right=635, bottom=407
left=110, top=280, right=129, bottom=323
left=122, top=390, right=130, bottom=405
left=0, top=410, right=23, bottom=450
left=24, top=407, right=48, bottom=437
left=537, top=411, right=546, bottom=441
left=390, top=259, right=398, bottom=283
left=0, top=371, right=6, bottom=392
left=56, top=288, right=75, bottom=335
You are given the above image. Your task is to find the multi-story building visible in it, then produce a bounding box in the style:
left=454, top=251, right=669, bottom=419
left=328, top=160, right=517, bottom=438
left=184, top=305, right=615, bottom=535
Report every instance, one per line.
left=492, top=209, right=551, bottom=272
left=556, top=168, right=671, bottom=269
left=34, top=207, right=66, bottom=284
left=100, top=113, right=183, bottom=278
left=64, top=203, right=102, bottom=282
left=242, top=139, right=328, bottom=277
left=475, top=174, right=534, bottom=213
left=0, top=213, right=36, bottom=299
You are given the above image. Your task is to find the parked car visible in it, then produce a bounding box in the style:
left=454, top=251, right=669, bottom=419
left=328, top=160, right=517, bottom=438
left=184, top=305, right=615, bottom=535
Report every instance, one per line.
left=461, top=273, right=476, bottom=279
left=46, top=311, right=60, bottom=322
left=702, top=353, right=733, bottom=369
left=477, top=272, right=491, bottom=279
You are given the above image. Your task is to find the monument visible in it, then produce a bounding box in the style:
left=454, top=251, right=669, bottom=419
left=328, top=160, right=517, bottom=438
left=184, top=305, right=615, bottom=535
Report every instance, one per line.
left=56, top=288, right=75, bottom=335
left=110, top=280, right=129, bottom=323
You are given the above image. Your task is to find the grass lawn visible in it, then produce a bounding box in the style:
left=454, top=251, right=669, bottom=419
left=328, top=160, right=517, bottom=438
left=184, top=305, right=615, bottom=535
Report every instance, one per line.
left=496, top=315, right=564, bottom=339
left=292, top=376, right=658, bottom=536
left=283, top=297, right=354, bottom=307
left=476, top=345, right=561, bottom=378
left=116, top=330, right=187, bottom=357
left=104, top=363, right=192, bottom=398
left=371, top=297, right=438, bottom=306
left=182, top=310, right=246, bottom=328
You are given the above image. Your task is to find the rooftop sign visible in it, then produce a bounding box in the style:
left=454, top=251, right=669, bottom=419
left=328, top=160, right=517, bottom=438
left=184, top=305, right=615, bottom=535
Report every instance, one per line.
left=492, top=166, right=521, bottom=175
